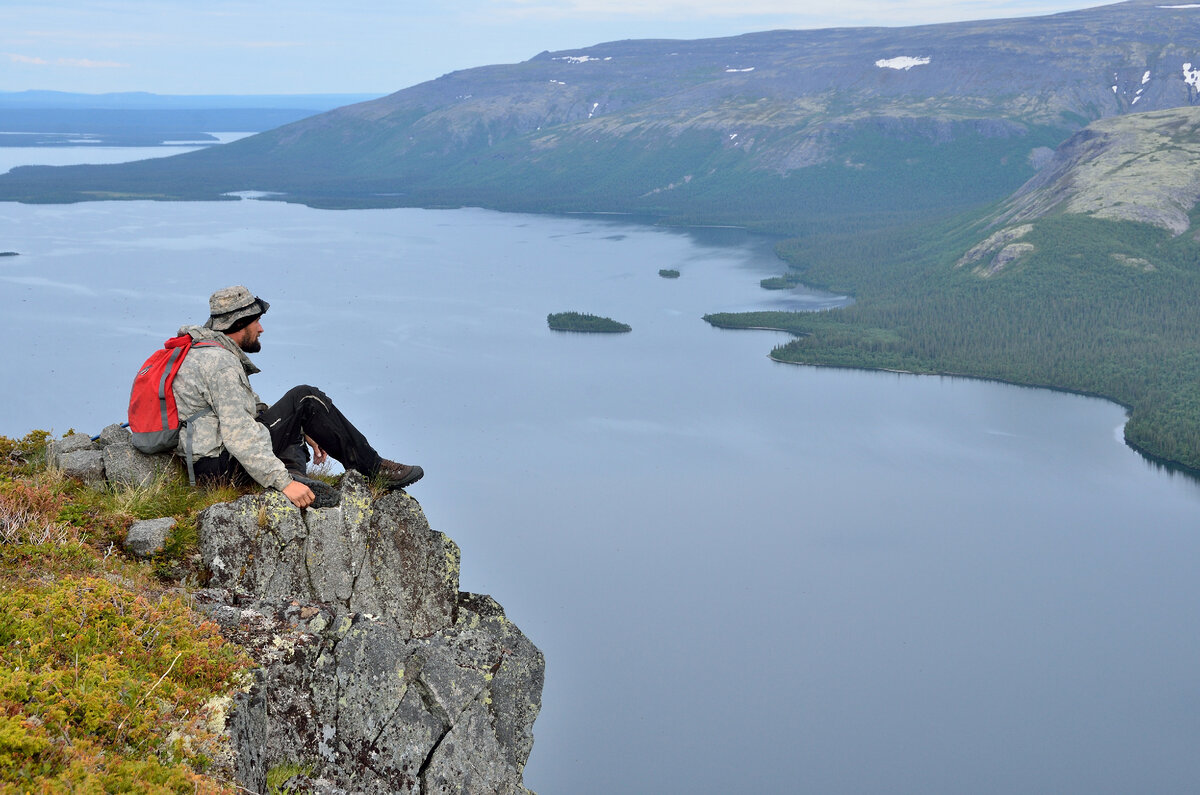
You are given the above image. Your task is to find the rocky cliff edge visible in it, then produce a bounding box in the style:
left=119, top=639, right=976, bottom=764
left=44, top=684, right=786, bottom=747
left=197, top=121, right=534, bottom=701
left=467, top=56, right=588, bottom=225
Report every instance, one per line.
left=47, top=430, right=545, bottom=795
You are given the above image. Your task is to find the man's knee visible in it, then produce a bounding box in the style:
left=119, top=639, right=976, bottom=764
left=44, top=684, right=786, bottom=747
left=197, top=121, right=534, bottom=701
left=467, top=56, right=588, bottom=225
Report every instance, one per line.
left=282, top=384, right=324, bottom=400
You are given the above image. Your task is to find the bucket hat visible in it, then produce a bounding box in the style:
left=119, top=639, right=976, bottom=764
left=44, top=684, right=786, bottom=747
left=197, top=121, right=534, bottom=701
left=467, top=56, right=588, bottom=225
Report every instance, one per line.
left=204, top=285, right=269, bottom=332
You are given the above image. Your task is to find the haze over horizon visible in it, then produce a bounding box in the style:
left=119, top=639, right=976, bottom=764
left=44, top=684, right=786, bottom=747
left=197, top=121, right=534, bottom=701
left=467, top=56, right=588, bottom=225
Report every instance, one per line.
left=4, top=0, right=1108, bottom=95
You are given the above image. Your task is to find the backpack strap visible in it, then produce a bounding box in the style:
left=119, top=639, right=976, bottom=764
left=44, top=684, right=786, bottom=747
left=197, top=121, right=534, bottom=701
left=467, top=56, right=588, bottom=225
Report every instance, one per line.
left=180, top=408, right=213, bottom=487
left=177, top=340, right=223, bottom=487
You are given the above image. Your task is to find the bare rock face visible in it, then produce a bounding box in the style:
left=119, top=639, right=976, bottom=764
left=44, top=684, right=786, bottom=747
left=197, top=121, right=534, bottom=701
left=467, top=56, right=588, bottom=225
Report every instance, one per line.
left=198, top=473, right=459, bottom=638
left=194, top=474, right=543, bottom=794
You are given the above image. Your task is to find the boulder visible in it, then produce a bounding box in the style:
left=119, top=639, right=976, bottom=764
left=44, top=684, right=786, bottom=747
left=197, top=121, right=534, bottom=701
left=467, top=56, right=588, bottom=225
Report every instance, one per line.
left=102, top=442, right=178, bottom=489
left=44, top=428, right=182, bottom=490
left=95, top=423, right=132, bottom=447
left=124, top=517, right=176, bottom=558
left=47, top=432, right=98, bottom=468
left=60, top=448, right=105, bottom=487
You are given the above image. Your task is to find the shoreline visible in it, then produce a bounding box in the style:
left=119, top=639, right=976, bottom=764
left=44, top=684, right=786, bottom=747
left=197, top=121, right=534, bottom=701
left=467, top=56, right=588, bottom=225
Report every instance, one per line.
left=763, top=352, right=1200, bottom=478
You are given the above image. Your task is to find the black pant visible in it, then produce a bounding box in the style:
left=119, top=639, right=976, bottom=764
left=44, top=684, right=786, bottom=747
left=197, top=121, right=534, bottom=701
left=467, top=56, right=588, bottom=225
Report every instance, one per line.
left=193, top=385, right=382, bottom=486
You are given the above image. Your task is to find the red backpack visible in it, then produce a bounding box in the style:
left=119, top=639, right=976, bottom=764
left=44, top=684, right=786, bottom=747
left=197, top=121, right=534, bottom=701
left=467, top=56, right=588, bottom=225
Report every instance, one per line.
left=128, top=335, right=222, bottom=484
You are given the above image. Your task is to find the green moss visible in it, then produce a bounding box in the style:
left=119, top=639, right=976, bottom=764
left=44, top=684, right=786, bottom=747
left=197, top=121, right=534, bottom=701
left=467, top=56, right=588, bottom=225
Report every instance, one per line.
left=266, top=762, right=315, bottom=794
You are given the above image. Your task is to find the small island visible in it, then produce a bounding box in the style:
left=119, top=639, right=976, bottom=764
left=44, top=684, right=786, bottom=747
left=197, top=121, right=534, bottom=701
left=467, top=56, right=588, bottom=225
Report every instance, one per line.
left=760, top=272, right=804, bottom=290
left=0, top=251, right=18, bottom=257
left=547, top=311, right=632, bottom=333
left=659, top=269, right=680, bottom=278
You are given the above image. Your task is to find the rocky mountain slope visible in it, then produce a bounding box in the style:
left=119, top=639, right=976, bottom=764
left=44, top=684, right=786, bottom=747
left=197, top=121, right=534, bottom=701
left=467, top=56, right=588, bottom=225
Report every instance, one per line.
left=2, top=0, right=1197, bottom=225
left=958, top=105, right=1200, bottom=275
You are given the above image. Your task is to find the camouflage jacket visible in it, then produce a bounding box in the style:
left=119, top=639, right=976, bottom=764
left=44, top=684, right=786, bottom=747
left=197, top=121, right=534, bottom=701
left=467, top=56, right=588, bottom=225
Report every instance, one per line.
left=171, top=324, right=292, bottom=491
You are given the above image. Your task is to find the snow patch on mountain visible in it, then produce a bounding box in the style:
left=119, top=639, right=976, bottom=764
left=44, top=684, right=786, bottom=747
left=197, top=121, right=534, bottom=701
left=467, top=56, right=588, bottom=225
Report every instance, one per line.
left=875, top=56, right=931, bottom=71
left=1184, top=63, right=1200, bottom=90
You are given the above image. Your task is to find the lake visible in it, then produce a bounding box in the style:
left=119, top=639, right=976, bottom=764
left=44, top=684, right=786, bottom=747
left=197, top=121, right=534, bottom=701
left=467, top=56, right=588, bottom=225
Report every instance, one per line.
left=2, top=146, right=1199, bottom=794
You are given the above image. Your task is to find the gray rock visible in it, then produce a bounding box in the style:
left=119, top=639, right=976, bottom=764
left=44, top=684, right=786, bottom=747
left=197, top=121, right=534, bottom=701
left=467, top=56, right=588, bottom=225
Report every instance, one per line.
left=95, top=423, right=132, bottom=447
left=198, top=472, right=459, bottom=638
left=352, top=490, right=460, bottom=637
left=211, top=595, right=542, bottom=795
left=102, top=442, right=178, bottom=488
left=193, top=474, right=543, bottom=795
left=59, top=448, right=105, bottom=487
left=124, top=517, right=176, bottom=558
left=47, top=432, right=96, bottom=468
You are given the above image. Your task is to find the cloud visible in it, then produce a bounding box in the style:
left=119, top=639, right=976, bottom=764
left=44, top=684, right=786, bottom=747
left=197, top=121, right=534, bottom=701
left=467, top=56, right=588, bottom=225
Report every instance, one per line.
left=6, top=53, right=49, bottom=65
left=5, top=52, right=128, bottom=68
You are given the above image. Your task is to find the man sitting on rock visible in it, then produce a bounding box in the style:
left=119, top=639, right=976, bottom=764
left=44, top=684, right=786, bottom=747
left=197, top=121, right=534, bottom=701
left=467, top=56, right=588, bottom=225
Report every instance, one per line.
left=173, top=285, right=423, bottom=509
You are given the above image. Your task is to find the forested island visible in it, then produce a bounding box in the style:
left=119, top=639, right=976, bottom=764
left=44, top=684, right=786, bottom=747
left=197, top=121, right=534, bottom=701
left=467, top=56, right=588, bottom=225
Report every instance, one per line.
left=548, top=312, right=632, bottom=333
left=760, top=273, right=804, bottom=290
left=659, top=269, right=680, bottom=278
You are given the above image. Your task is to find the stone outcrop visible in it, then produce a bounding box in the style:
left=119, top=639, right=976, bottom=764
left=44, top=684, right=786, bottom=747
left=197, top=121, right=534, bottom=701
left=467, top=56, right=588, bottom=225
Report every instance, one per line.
left=198, top=474, right=459, bottom=638
left=42, top=429, right=544, bottom=792
left=193, top=473, right=544, bottom=794
left=46, top=424, right=178, bottom=489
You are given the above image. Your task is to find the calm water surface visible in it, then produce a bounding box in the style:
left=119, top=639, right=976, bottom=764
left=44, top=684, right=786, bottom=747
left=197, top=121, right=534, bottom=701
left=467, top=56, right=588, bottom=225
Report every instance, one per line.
left=2, top=150, right=1199, bottom=794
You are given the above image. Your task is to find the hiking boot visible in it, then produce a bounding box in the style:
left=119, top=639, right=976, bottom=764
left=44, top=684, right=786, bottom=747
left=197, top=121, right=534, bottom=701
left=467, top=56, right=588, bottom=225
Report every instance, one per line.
left=291, top=473, right=341, bottom=508
left=377, top=459, right=424, bottom=489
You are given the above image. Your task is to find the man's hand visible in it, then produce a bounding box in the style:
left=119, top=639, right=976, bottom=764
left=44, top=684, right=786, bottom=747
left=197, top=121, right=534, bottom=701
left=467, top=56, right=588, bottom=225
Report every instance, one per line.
left=283, top=480, right=315, bottom=508
left=305, top=435, right=328, bottom=466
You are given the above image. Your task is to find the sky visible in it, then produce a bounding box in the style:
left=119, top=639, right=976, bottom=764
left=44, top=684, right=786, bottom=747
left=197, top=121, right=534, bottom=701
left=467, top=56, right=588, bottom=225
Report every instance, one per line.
left=1, top=0, right=1109, bottom=96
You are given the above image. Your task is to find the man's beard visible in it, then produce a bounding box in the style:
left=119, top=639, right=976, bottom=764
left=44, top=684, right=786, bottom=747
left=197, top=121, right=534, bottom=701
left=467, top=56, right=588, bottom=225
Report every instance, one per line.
left=239, top=338, right=261, bottom=353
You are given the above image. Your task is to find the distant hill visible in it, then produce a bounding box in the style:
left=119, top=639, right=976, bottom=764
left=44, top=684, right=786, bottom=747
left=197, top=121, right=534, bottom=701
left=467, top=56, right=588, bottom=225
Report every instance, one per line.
left=1, top=0, right=1196, bottom=223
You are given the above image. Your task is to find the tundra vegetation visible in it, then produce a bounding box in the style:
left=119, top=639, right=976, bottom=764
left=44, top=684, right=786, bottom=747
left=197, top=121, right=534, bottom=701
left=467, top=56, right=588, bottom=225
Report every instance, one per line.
left=0, top=430, right=253, bottom=792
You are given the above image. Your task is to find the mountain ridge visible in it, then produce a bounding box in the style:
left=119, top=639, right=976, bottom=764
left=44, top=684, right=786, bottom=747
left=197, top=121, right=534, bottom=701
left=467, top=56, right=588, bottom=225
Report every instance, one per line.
left=2, top=0, right=1197, bottom=223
